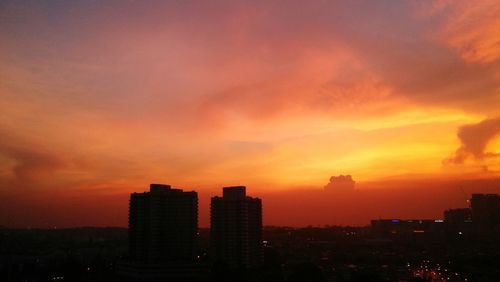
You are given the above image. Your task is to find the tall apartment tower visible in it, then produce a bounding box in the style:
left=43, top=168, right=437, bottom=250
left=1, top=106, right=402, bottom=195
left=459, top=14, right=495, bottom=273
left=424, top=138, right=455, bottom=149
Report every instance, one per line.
left=471, top=193, right=500, bottom=235
left=129, top=184, right=198, bottom=262
left=210, top=186, right=262, bottom=268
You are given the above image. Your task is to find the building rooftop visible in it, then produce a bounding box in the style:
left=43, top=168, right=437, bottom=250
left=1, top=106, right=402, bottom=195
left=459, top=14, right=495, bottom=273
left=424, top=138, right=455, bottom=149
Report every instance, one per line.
left=222, top=186, right=246, bottom=200
left=150, top=184, right=171, bottom=193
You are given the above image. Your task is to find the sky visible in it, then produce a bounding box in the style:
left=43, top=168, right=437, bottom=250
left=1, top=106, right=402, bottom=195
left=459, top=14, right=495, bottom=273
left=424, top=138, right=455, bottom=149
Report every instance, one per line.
left=1, top=0, right=500, bottom=227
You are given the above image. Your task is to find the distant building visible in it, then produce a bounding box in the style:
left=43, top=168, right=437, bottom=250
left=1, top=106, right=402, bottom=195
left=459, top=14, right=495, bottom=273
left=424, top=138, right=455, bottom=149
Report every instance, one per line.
left=444, top=208, right=471, bottom=224
left=119, top=184, right=202, bottom=281
left=443, top=208, right=473, bottom=239
left=370, top=219, right=444, bottom=241
left=470, top=194, right=500, bottom=236
left=210, top=186, right=262, bottom=268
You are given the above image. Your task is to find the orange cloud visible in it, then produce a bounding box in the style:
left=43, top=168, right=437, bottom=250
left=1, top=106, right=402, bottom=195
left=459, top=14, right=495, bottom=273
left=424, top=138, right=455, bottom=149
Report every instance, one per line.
left=444, top=118, right=500, bottom=172
left=435, top=0, right=500, bottom=64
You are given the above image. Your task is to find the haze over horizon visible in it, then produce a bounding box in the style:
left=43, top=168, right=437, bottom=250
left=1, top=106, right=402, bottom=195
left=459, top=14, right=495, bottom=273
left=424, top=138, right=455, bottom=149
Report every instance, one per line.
left=1, top=0, right=500, bottom=228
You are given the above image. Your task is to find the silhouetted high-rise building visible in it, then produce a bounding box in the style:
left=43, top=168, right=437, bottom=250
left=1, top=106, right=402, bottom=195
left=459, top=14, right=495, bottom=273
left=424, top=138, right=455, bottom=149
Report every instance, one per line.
left=471, top=193, right=500, bottom=235
left=129, top=184, right=198, bottom=262
left=210, top=186, right=262, bottom=268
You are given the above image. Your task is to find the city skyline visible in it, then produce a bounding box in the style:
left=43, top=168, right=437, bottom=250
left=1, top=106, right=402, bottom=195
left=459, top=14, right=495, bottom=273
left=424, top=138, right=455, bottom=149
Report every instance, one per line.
left=4, top=190, right=499, bottom=281
left=1, top=1, right=500, bottom=228
left=2, top=178, right=500, bottom=228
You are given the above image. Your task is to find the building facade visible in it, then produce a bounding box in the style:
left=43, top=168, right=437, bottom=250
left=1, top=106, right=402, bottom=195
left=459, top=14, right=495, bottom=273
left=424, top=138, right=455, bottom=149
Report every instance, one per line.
left=210, top=186, right=262, bottom=268
left=471, top=193, right=500, bottom=236
left=128, top=184, right=198, bottom=262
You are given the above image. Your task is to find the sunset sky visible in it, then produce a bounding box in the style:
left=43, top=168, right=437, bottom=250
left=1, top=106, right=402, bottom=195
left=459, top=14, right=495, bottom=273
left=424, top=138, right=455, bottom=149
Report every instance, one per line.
left=1, top=0, right=500, bottom=227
